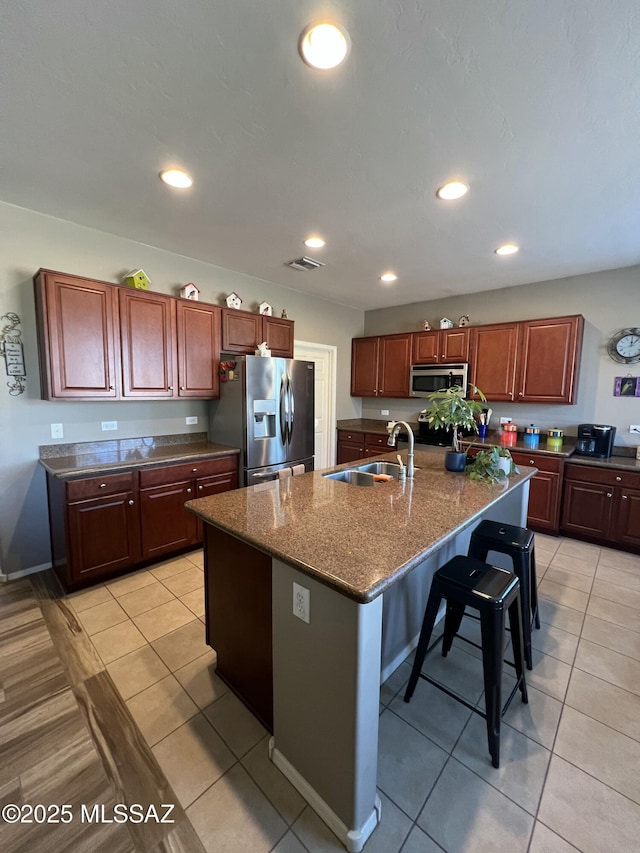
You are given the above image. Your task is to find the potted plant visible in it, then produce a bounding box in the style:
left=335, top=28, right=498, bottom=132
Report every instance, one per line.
left=465, top=445, right=519, bottom=482
left=423, top=385, right=487, bottom=472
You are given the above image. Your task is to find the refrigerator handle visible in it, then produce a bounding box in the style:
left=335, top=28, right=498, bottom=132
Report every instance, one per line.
left=287, top=375, right=295, bottom=444
left=279, top=373, right=289, bottom=444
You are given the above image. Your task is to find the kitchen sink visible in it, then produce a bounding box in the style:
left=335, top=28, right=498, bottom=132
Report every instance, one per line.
left=323, top=470, right=378, bottom=486
left=352, top=461, right=403, bottom=477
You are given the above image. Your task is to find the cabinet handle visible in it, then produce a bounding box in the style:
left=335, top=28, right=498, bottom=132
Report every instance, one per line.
left=347, top=434, right=352, bottom=439
left=616, top=476, right=622, bottom=481
left=186, top=488, right=192, bottom=493
left=198, top=484, right=203, bottom=490
left=529, top=460, right=535, bottom=464
left=168, top=386, right=174, bottom=390
left=99, top=483, right=107, bottom=488
left=109, top=385, right=115, bottom=390
left=518, top=391, right=524, bottom=397
left=192, top=468, right=198, bottom=472
left=180, top=385, right=186, bottom=390
left=622, top=494, right=628, bottom=500
left=606, top=492, right=613, bottom=498
left=128, top=499, right=134, bottom=506
left=509, top=392, right=514, bottom=399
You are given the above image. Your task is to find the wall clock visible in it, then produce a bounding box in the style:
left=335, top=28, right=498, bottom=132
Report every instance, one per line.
left=607, top=327, right=640, bottom=363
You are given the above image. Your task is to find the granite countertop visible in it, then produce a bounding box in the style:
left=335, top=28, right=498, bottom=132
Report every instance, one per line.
left=39, top=432, right=240, bottom=478
left=186, top=448, right=536, bottom=604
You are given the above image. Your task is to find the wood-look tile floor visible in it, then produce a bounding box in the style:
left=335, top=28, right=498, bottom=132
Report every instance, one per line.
left=2, top=538, right=640, bottom=852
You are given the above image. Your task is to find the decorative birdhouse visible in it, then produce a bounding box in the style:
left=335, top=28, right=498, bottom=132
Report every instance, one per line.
left=124, top=269, right=150, bottom=290
left=179, top=282, right=200, bottom=301
left=458, top=314, right=470, bottom=327
left=422, top=319, right=431, bottom=331
left=225, top=292, right=243, bottom=310
left=259, top=301, right=272, bottom=316
left=439, top=317, right=454, bottom=329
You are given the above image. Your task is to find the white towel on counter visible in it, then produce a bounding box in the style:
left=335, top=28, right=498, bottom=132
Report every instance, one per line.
left=291, top=464, right=306, bottom=476
left=277, top=467, right=292, bottom=479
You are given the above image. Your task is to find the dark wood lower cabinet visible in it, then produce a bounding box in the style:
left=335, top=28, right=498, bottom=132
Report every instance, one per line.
left=560, top=464, right=640, bottom=553
left=509, top=451, right=563, bottom=534
left=204, top=525, right=273, bottom=731
left=46, top=454, right=238, bottom=590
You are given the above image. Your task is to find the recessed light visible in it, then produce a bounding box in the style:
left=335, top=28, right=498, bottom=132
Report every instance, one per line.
left=436, top=181, right=469, bottom=200
left=304, top=236, right=326, bottom=249
left=495, top=243, right=520, bottom=256
left=380, top=272, right=397, bottom=283
left=160, top=169, right=193, bottom=189
left=299, top=22, right=351, bottom=70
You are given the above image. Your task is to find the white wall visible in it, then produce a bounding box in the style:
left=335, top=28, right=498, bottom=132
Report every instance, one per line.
left=0, top=202, right=363, bottom=574
left=362, top=266, right=640, bottom=444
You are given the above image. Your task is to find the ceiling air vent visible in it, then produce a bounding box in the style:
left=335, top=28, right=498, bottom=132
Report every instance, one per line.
left=287, top=256, right=325, bottom=271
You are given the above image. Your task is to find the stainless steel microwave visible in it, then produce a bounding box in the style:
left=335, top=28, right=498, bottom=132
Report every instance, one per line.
left=409, top=363, right=469, bottom=398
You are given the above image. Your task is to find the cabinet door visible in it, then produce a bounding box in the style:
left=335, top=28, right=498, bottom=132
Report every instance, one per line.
left=34, top=271, right=119, bottom=399
left=67, top=492, right=140, bottom=583
left=560, top=480, right=614, bottom=539
left=337, top=431, right=365, bottom=464
left=176, top=300, right=220, bottom=398
left=470, top=323, right=519, bottom=401
left=378, top=334, right=412, bottom=397
left=412, top=331, right=439, bottom=364
left=119, top=289, right=177, bottom=397
left=192, top=469, right=239, bottom=542
left=263, top=316, right=294, bottom=357
left=615, top=488, right=640, bottom=548
left=139, top=479, right=198, bottom=560
left=222, top=308, right=262, bottom=353
left=510, top=452, right=563, bottom=533
left=517, top=315, right=583, bottom=404
left=351, top=337, right=379, bottom=396
left=441, top=328, right=470, bottom=362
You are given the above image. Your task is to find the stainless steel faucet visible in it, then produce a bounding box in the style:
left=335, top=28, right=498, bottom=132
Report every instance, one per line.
left=387, top=421, right=415, bottom=479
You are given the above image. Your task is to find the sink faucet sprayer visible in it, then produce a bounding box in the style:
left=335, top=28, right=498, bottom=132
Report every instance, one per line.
left=387, top=421, right=415, bottom=479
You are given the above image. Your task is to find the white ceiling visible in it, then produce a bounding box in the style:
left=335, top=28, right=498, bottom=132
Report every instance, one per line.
left=2, top=1, right=639, bottom=311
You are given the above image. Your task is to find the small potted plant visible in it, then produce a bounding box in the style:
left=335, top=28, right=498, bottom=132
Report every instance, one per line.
left=423, top=385, right=487, bottom=472
left=466, top=445, right=519, bottom=482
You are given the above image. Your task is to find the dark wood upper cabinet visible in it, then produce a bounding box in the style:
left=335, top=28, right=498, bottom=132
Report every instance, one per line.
left=34, top=270, right=119, bottom=399
left=412, top=328, right=470, bottom=364
left=221, top=308, right=294, bottom=357
left=176, top=300, right=221, bottom=398
left=469, top=322, right=520, bottom=401
left=119, top=289, right=177, bottom=397
left=351, top=336, right=379, bottom=397
left=517, top=315, right=583, bottom=403
left=351, top=333, right=411, bottom=397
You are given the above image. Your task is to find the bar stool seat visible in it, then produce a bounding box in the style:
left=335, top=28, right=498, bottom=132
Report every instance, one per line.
left=468, top=520, right=540, bottom=670
left=404, top=555, right=528, bottom=768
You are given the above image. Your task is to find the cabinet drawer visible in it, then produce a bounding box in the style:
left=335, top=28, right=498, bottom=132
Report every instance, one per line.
left=510, top=452, right=563, bottom=474
left=338, top=430, right=364, bottom=444
left=364, top=433, right=389, bottom=447
left=66, top=472, right=135, bottom=501
left=564, top=464, right=640, bottom=489
left=139, top=456, right=237, bottom=488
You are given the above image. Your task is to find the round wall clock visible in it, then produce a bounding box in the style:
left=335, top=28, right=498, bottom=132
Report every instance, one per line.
left=607, top=327, right=640, bottom=363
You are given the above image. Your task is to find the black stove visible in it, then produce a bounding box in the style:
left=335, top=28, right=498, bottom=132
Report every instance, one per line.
left=414, top=423, right=475, bottom=447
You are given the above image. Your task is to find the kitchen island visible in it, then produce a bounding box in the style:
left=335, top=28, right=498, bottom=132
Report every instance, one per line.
left=186, top=449, right=535, bottom=852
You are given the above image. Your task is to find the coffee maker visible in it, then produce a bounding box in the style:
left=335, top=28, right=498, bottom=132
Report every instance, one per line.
left=574, top=424, right=616, bottom=458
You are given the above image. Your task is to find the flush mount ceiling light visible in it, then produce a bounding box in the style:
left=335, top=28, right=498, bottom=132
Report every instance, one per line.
left=436, top=181, right=469, bottom=200
left=159, top=169, right=193, bottom=189
left=304, top=236, right=326, bottom=249
left=495, top=243, right=520, bottom=256
left=380, top=272, right=398, bottom=283
left=299, top=22, right=351, bottom=69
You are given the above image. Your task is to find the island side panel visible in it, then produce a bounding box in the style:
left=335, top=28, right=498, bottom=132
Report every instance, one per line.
left=271, top=559, right=382, bottom=849
left=204, top=525, right=273, bottom=731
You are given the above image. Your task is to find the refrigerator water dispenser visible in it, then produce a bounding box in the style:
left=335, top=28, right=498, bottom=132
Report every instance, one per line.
left=253, top=399, right=276, bottom=439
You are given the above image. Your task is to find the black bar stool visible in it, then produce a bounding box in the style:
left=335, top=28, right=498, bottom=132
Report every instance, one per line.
left=468, top=520, right=540, bottom=670
left=404, top=555, right=528, bottom=769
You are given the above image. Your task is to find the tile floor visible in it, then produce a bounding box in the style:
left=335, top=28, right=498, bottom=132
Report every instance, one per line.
left=3, top=535, right=640, bottom=852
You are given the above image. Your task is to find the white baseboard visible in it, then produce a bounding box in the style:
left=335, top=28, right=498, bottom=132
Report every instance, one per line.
left=0, top=562, right=50, bottom=583
left=269, top=738, right=381, bottom=853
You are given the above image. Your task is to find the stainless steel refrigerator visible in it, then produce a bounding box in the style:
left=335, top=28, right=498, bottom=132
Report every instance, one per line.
left=209, top=356, right=315, bottom=486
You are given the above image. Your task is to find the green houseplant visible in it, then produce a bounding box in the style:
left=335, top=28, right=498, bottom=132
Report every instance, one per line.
left=465, top=445, right=519, bottom=482
left=423, top=385, right=487, bottom=472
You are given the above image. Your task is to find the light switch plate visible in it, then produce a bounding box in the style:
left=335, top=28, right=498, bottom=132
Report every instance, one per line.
left=101, top=421, right=118, bottom=431
left=186, top=416, right=198, bottom=425
left=50, top=423, right=63, bottom=439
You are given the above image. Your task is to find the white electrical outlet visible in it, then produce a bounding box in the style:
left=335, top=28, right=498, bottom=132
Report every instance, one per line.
left=101, top=421, right=118, bottom=431
left=292, top=582, right=310, bottom=623
left=186, top=416, right=198, bottom=425
left=630, top=425, right=640, bottom=434
left=381, top=409, right=390, bottom=416
left=500, top=417, right=513, bottom=425
left=50, top=423, right=64, bottom=439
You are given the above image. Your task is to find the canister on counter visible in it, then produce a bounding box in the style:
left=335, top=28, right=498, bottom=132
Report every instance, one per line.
left=547, top=428, right=563, bottom=451
left=524, top=424, right=541, bottom=448
left=501, top=422, right=517, bottom=446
